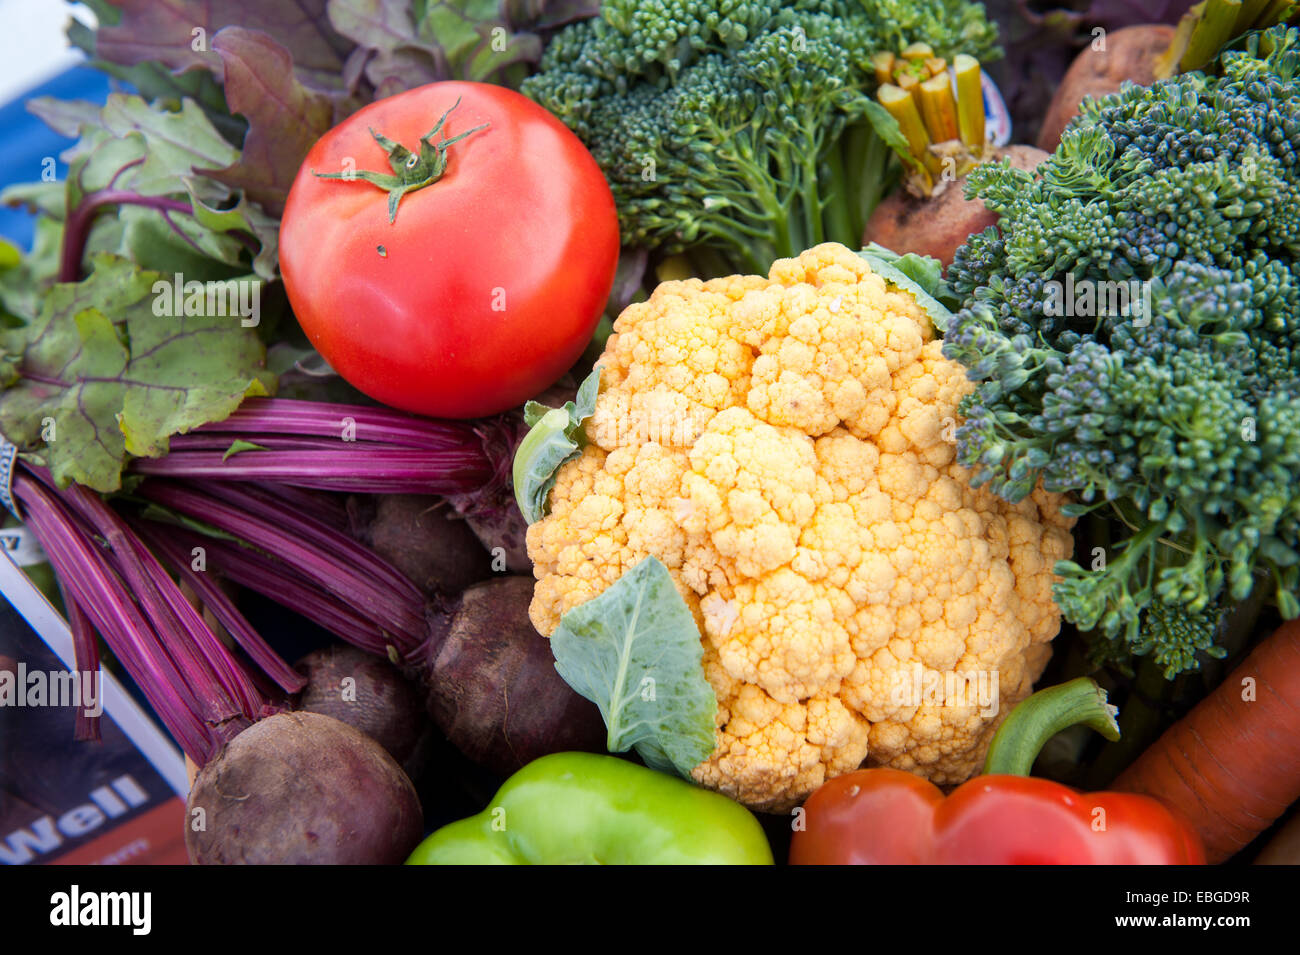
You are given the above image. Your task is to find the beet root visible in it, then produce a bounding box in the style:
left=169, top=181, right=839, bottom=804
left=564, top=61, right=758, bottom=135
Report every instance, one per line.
left=348, top=493, right=493, bottom=597
left=862, top=145, right=1049, bottom=268
left=1036, top=24, right=1175, bottom=151
left=294, top=644, right=430, bottom=769
left=425, top=576, right=606, bottom=776
left=185, top=711, right=423, bottom=864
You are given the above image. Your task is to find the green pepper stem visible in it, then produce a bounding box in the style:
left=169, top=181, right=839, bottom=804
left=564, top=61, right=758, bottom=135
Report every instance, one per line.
left=983, top=677, right=1121, bottom=776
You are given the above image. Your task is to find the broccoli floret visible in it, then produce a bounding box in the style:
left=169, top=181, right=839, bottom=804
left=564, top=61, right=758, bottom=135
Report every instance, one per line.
left=1087, top=601, right=1227, bottom=680
left=943, top=26, right=1300, bottom=677
left=523, top=0, right=1000, bottom=274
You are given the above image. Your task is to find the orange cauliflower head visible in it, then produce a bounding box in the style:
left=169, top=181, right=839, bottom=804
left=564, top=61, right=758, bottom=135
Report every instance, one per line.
left=526, top=243, right=1075, bottom=811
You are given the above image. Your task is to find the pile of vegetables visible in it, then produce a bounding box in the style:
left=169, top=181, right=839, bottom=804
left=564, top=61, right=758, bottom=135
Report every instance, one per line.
left=1, top=0, right=1298, bottom=869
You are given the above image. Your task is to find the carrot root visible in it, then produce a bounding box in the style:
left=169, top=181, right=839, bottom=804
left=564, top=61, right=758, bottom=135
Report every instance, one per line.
left=1114, top=621, right=1300, bottom=863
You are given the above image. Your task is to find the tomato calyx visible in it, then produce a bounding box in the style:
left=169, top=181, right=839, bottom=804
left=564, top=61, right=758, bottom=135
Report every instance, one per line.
left=311, top=95, right=489, bottom=223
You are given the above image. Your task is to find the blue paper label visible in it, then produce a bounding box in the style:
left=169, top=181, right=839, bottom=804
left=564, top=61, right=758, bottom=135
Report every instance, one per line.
left=0, top=439, right=18, bottom=519
left=981, top=72, right=1012, bottom=147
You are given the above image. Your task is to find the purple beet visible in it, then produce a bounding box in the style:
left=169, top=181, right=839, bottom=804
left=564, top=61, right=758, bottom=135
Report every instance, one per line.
left=348, top=494, right=494, bottom=597
left=185, top=711, right=422, bottom=865
left=294, top=644, right=430, bottom=770
left=424, top=576, right=606, bottom=776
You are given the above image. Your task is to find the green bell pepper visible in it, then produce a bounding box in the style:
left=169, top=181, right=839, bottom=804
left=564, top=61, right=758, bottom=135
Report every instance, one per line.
left=406, top=752, right=774, bottom=865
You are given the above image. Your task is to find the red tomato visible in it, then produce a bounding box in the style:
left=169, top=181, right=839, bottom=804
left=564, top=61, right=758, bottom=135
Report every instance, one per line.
left=279, top=82, right=619, bottom=418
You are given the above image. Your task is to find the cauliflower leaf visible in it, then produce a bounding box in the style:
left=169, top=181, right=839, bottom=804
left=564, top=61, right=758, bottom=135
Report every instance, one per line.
left=513, top=364, right=600, bottom=523
left=550, top=555, right=717, bottom=778
left=858, top=242, right=957, bottom=331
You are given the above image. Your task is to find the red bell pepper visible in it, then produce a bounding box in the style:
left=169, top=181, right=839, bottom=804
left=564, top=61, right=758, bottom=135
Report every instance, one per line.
left=789, top=678, right=1206, bottom=865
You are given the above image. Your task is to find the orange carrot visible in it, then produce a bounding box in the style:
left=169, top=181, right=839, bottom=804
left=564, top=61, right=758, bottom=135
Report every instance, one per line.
left=1114, top=620, right=1300, bottom=863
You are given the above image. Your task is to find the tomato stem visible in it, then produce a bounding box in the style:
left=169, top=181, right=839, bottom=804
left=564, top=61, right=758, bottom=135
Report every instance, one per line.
left=311, top=95, right=490, bottom=223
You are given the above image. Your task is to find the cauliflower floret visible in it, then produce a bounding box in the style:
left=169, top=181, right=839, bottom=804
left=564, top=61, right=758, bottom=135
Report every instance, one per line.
left=527, top=243, right=1075, bottom=811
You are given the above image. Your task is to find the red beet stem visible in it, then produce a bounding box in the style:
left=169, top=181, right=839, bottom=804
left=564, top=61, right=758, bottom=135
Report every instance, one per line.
left=137, top=480, right=425, bottom=648
left=14, top=474, right=220, bottom=761
left=132, top=521, right=308, bottom=695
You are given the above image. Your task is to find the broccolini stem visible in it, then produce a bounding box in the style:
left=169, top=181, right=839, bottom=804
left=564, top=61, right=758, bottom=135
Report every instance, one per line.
left=839, top=121, right=871, bottom=215
left=685, top=246, right=741, bottom=280
left=857, top=124, right=894, bottom=229
left=821, top=138, right=857, bottom=247
left=695, top=222, right=773, bottom=274
left=769, top=145, right=805, bottom=255
left=799, top=126, right=826, bottom=248
left=1109, top=519, right=1166, bottom=587
left=728, top=137, right=794, bottom=262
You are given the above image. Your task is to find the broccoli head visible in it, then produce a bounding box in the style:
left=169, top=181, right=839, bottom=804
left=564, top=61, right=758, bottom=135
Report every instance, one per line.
left=942, top=26, right=1300, bottom=676
left=522, top=0, right=1000, bottom=275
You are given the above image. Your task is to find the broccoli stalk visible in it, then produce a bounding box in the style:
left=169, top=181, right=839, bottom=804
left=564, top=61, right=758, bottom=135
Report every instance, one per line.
left=943, top=25, right=1300, bottom=677
left=522, top=0, right=1000, bottom=276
